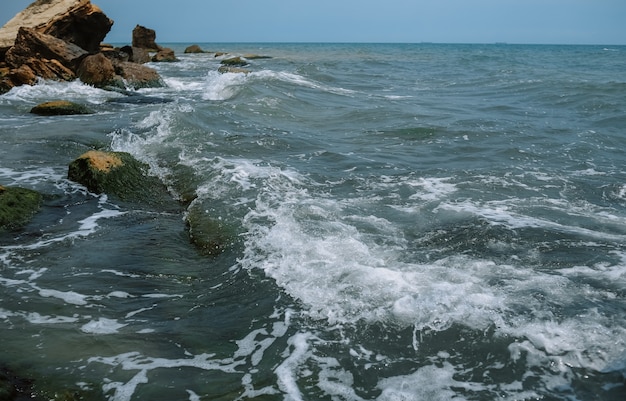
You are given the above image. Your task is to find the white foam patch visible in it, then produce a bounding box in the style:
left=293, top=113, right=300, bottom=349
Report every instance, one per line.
left=201, top=70, right=248, bottom=101
left=81, top=318, right=127, bottom=334
left=1, top=79, right=121, bottom=104
left=38, top=288, right=89, bottom=306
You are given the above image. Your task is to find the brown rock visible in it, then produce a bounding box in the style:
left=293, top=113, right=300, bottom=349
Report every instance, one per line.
left=9, top=64, right=37, bottom=86
left=112, top=61, right=163, bottom=89
left=184, top=44, right=205, bottom=53
left=152, top=47, right=178, bottom=62
left=38, top=0, right=113, bottom=53
left=0, top=0, right=85, bottom=49
left=76, top=52, right=117, bottom=87
left=6, top=27, right=88, bottom=78
left=0, top=0, right=111, bottom=53
left=119, top=46, right=151, bottom=64
left=132, top=25, right=160, bottom=51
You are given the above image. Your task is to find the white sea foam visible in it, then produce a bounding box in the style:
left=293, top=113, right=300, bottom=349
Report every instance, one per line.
left=81, top=318, right=127, bottom=334
left=1, top=79, right=121, bottom=104
left=201, top=70, right=248, bottom=101
left=38, top=288, right=89, bottom=305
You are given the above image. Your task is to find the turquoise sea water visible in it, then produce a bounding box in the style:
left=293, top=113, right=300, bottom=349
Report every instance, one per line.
left=1, top=43, right=625, bottom=400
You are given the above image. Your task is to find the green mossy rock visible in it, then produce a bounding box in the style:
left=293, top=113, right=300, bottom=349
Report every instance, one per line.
left=30, top=100, right=94, bottom=116
left=67, top=150, right=171, bottom=207
left=0, top=185, right=43, bottom=230
left=185, top=203, right=234, bottom=256
left=220, top=56, right=248, bottom=67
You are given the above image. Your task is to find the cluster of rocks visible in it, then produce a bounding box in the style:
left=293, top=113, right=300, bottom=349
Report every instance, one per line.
left=183, top=43, right=272, bottom=74
left=0, top=0, right=170, bottom=93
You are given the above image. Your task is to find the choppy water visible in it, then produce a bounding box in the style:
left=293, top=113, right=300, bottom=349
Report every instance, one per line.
left=1, top=43, right=625, bottom=400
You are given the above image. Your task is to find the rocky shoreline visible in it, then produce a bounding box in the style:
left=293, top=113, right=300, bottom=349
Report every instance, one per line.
left=0, top=1, right=264, bottom=399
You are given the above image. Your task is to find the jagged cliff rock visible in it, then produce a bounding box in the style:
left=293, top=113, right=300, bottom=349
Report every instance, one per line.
left=0, top=0, right=109, bottom=51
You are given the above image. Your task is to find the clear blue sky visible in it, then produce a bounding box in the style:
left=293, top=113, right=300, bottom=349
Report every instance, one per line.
left=1, top=0, right=625, bottom=44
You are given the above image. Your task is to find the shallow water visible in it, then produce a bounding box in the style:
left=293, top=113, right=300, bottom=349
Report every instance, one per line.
left=1, top=43, right=625, bottom=400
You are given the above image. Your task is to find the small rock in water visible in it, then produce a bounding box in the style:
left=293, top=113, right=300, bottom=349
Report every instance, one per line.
left=30, top=100, right=94, bottom=115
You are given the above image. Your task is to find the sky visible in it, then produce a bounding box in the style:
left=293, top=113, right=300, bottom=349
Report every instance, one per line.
left=1, top=0, right=625, bottom=45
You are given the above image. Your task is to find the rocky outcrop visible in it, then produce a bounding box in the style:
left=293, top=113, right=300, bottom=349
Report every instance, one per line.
left=36, top=0, right=113, bottom=53
left=0, top=185, right=43, bottom=230
left=30, top=100, right=94, bottom=116
left=0, top=1, right=164, bottom=93
left=152, top=47, right=178, bottom=62
left=67, top=150, right=172, bottom=206
left=5, top=27, right=87, bottom=81
left=132, top=25, right=160, bottom=51
left=0, top=0, right=88, bottom=51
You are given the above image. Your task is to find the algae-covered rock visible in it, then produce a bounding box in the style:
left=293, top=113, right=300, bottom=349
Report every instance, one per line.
left=0, top=185, right=43, bottom=230
left=67, top=150, right=170, bottom=206
left=30, top=100, right=94, bottom=115
left=220, top=56, right=248, bottom=67
left=185, top=203, right=234, bottom=256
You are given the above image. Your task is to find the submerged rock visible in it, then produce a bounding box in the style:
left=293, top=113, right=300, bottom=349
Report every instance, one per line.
left=217, top=66, right=250, bottom=74
left=0, top=185, right=43, bottom=230
left=185, top=203, right=234, bottom=256
left=67, top=150, right=172, bottom=206
left=220, top=56, right=248, bottom=67
left=30, top=100, right=94, bottom=115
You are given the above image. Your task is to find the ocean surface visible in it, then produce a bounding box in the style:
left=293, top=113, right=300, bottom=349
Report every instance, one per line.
left=1, top=43, right=625, bottom=401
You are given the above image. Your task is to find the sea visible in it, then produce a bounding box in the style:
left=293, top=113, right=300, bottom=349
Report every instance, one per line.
left=1, top=43, right=625, bottom=401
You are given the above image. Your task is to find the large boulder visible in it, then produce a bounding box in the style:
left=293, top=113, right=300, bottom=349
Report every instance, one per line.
left=5, top=27, right=87, bottom=80
left=0, top=185, right=43, bottom=230
left=37, top=0, right=113, bottom=53
left=76, top=52, right=118, bottom=87
left=0, top=0, right=110, bottom=53
left=132, top=25, right=160, bottom=51
left=67, top=150, right=171, bottom=206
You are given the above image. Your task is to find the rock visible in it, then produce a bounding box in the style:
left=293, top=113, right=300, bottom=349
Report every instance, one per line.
left=5, top=27, right=87, bottom=80
left=185, top=203, right=233, bottom=256
left=132, top=25, right=160, bottom=51
left=220, top=56, right=248, bottom=67
left=0, top=185, right=43, bottom=230
left=119, top=45, right=151, bottom=64
left=0, top=0, right=86, bottom=49
left=76, top=52, right=118, bottom=87
left=152, top=47, right=177, bottom=62
left=30, top=100, right=94, bottom=115
left=36, top=0, right=113, bottom=53
left=111, top=60, right=163, bottom=89
left=184, top=44, right=205, bottom=53
left=242, top=54, right=272, bottom=59
left=217, top=66, right=250, bottom=74
left=8, top=64, right=37, bottom=86
left=67, top=150, right=171, bottom=205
